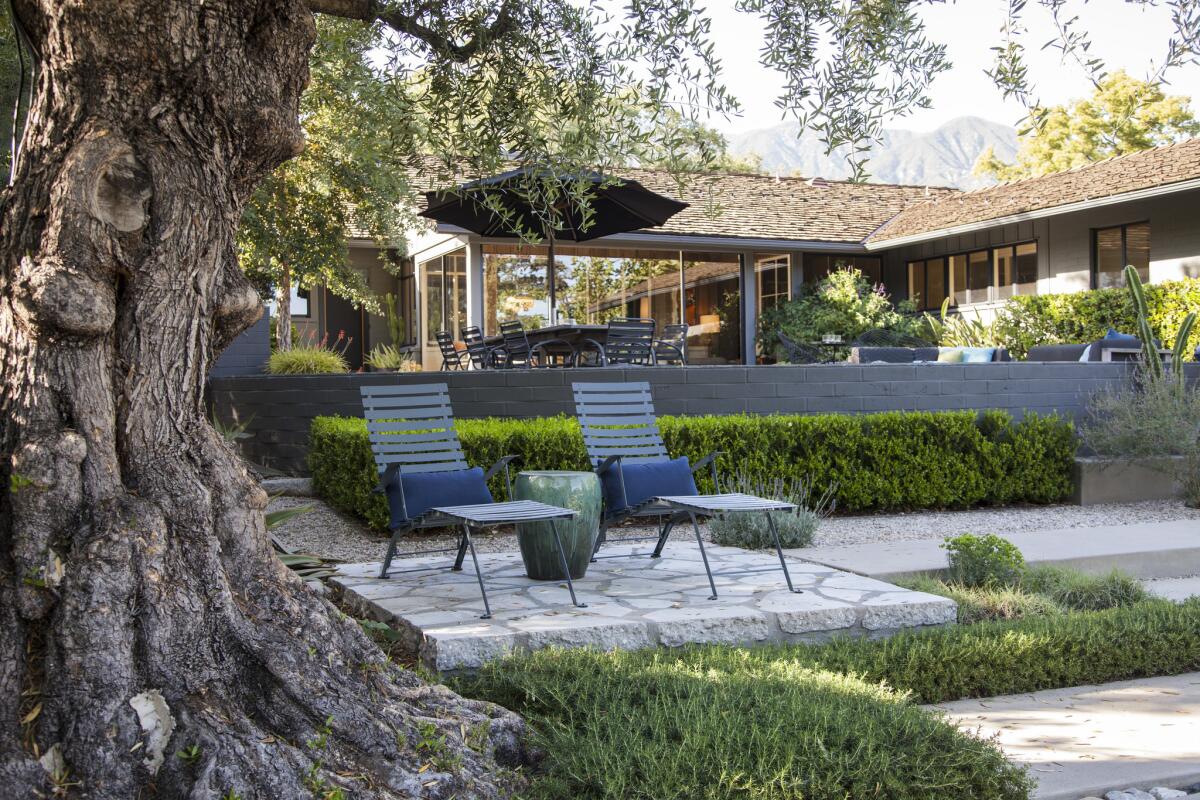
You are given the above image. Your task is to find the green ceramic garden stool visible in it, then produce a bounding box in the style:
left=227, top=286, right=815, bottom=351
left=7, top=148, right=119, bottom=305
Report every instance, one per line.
left=512, top=470, right=601, bottom=580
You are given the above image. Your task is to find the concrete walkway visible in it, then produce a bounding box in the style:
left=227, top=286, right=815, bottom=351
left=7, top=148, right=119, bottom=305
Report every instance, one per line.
left=930, top=673, right=1200, bottom=800
left=790, top=519, right=1200, bottom=581
left=1145, top=576, right=1200, bottom=603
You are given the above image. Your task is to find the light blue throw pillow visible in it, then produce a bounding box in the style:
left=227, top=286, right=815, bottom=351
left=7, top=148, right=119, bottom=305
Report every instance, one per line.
left=959, top=347, right=996, bottom=363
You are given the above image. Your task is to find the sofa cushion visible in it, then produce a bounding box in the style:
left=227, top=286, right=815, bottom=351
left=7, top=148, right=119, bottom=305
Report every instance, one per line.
left=387, top=466, right=494, bottom=526
left=937, top=347, right=965, bottom=363
left=960, top=346, right=996, bottom=363
left=601, top=456, right=698, bottom=513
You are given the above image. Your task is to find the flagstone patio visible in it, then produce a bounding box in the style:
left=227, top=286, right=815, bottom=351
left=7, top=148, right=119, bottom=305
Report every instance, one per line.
left=332, top=541, right=956, bottom=671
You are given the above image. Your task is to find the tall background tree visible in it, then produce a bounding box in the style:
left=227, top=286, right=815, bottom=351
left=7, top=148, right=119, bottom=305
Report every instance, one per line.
left=4, top=1, right=1200, bottom=798
left=976, top=70, right=1200, bottom=181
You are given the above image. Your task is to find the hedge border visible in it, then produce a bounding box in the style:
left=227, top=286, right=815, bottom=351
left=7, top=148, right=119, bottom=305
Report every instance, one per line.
left=309, top=410, right=1075, bottom=530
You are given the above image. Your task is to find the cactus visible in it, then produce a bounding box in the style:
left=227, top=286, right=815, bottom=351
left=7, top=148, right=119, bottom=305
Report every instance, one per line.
left=1123, top=264, right=1196, bottom=386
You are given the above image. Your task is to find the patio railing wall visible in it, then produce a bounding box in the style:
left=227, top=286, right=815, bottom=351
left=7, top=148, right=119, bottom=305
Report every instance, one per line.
left=208, top=362, right=1200, bottom=474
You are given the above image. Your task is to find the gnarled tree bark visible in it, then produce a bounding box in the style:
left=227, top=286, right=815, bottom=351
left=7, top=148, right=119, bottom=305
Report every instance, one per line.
left=0, top=2, right=526, bottom=797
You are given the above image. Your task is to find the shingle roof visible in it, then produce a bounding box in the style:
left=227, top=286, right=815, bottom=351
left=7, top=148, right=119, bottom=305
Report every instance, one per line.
left=396, top=159, right=953, bottom=245
left=867, top=137, right=1200, bottom=244
left=614, top=169, right=954, bottom=243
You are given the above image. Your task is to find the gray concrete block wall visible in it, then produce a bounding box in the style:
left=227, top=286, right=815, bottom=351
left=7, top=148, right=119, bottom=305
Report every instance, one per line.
left=208, top=362, right=1200, bottom=473
left=211, top=312, right=270, bottom=378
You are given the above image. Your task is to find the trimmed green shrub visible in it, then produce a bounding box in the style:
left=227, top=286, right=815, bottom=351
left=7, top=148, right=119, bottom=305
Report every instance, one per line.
left=267, top=346, right=349, bottom=375
left=459, top=600, right=1200, bottom=800
left=943, top=533, right=1026, bottom=587
left=310, top=410, right=1076, bottom=530
left=993, top=277, right=1200, bottom=359
left=757, top=267, right=926, bottom=360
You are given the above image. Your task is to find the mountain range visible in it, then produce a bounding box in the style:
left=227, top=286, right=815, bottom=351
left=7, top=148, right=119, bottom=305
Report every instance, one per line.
left=726, top=116, right=1018, bottom=189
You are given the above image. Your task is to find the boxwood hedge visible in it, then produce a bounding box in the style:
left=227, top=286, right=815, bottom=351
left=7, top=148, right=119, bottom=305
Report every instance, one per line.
left=309, top=409, right=1075, bottom=530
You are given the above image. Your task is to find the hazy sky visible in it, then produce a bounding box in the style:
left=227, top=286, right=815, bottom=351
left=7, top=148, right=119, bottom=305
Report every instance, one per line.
left=706, top=1, right=1200, bottom=135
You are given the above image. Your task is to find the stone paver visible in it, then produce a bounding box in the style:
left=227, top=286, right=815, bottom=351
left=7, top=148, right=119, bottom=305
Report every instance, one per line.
left=791, top=520, right=1200, bottom=581
left=931, top=673, right=1200, bottom=800
left=332, top=541, right=955, bottom=671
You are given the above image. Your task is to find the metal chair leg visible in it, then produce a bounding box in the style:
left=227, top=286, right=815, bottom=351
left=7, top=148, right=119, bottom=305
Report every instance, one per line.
left=451, top=528, right=468, bottom=571
left=765, top=513, right=802, bottom=594
left=651, top=513, right=679, bottom=558
left=379, top=527, right=402, bottom=578
left=551, top=519, right=586, bottom=609
left=591, top=520, right=609, bottom=561
left=687, top=511, right=718, bottom=600
left=461, top=524, right=492, bottom=619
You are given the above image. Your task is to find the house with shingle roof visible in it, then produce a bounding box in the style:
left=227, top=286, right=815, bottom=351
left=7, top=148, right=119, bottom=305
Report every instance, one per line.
left=290, top=139, right=1200, bottom=370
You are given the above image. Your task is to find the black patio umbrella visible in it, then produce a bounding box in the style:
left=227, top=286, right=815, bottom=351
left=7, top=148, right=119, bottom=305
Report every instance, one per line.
left=419, top=167, right=689, bottom=324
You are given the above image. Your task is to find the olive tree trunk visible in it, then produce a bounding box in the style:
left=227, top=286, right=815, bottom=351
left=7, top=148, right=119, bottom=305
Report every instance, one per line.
left=0, top=2, right=525, bottom=797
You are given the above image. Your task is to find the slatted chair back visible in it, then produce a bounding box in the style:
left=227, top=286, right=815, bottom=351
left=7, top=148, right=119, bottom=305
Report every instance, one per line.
left=435, top=331, right=463, bottom=370
left=498, top=319, right=532, bottom=366
left=359, top=383, right=468, bottom=476
left=572, top=381, right=669, bottom=468
left=604, top=317, right=656, bottom=365
left=461, top=325, right=493, bottom=370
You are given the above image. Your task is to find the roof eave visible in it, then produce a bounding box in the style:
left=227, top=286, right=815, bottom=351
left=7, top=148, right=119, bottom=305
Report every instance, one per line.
left=864, top=176, right=1200, bottom=250
left=436, top=224, right=870, bottom=252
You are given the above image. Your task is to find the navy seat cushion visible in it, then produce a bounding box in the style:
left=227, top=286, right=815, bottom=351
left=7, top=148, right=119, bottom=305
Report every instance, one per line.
left=1104, top=327, right=1140, bottom=342
left=601, top=456, right=698, bottom=513
left=386, top=466, right=493, bottom=526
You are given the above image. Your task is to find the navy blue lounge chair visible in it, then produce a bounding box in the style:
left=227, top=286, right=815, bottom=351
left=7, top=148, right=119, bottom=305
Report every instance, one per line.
left=571, top=381, right=803, bottom=599
left=362, top=383, right=584, bottom=618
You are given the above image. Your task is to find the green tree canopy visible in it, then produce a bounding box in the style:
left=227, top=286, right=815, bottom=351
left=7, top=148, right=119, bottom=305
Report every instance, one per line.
left=975, top=70, right=1200, bottom=182
left=237, top=18, right=416, bottom=347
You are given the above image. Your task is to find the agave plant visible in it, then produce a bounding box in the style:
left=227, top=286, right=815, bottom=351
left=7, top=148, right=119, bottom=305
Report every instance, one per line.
left=265, top=503, right=341, bottom=581
left=366, top=343, right=418, bottom=371
left=924, top=298, right=1001, bottom=348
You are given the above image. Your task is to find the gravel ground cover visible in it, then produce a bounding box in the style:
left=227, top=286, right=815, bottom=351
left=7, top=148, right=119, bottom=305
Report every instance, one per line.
left=269, top=496, right=1200, bottom=564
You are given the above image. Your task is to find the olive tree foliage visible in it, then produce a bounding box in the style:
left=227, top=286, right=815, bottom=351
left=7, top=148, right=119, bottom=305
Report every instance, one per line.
left=237, top=18, right=415, bottom=350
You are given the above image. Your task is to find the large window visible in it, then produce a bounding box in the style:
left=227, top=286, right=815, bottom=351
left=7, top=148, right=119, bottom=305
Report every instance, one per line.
left=756, top=254, right=790, bottom=314
left=1094, top=222, right=1150, bottom=289
left=482, top=244, right=743, bottom=363
left=483, top=249, right=550, bottom=335
left=421, top=250, right=467, bottom=345
left=994, top=243, right=1038, bottom=300
left=684, top=252, right=741, bottom=363
left=804, top=254, right=881, bottom=287
left=289, top=287, right=310, bottom=318
left=908, top=241, right=1038, bottom=310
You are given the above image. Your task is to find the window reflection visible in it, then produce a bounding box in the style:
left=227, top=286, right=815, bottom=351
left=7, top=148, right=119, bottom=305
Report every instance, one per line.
left=480, top=244, right=743, bottom=362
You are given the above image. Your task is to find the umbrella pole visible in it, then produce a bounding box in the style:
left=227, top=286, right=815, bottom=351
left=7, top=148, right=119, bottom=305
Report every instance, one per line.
left=547, top=231, right=557, bottom=326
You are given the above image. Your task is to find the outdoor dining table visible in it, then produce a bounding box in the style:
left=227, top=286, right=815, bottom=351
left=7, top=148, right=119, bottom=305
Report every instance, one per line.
left=483, top=323, right=608, bottom=350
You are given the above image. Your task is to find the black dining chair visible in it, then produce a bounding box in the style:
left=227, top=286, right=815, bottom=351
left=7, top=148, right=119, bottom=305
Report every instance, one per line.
left=654, top=323, right=688, bottom=365
left=435, top=330, right=469, bottom=371
left=461, top=326, right=497, bottom=370
left=492, top=319, right=576, bottom=368
left=577, top=317, right=657, bottom=367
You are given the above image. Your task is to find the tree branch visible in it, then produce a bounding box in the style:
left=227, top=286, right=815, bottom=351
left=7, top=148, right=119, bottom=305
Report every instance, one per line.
left=307, top=0, right=516, bottom=62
